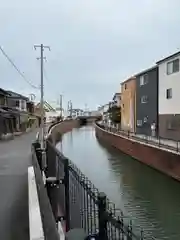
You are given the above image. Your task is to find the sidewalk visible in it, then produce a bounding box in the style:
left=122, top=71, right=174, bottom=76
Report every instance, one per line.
left=130, top=133, right=180, bottom=150
left=105, top=125, right=180, bottom=152
left=0, top=129, right=37, bottom=240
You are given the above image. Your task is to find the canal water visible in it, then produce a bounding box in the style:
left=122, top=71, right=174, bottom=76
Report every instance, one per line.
left=57, top=125, right=180, bottom=239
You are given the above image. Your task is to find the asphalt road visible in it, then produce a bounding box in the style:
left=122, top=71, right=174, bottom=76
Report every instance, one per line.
left=0, top=130, right=37, bottom=240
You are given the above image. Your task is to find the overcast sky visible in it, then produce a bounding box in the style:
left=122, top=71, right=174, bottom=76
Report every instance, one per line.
left=0, top=0, right=180, bottom=110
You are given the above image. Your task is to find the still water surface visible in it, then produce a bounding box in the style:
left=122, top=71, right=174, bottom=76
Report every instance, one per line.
left=57, top=125, right=180, bottom=239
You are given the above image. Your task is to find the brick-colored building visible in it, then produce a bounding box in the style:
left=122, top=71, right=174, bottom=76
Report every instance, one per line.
left=121, top=77, right=136, bottom=132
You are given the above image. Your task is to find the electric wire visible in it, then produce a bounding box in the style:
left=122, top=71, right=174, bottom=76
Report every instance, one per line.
left=0, top=46, right=39, bottom=89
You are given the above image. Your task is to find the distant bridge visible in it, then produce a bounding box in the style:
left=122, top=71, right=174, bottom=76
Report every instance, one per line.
left=77, top=115, right=102, bottom=125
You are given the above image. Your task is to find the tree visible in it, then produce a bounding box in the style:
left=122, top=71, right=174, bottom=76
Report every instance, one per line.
left=108, top=105, right=121, bottom=124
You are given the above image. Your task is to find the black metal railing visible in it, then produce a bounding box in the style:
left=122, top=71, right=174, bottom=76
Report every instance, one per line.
left=32, top=142, right=60, bottom=240
left=37, top=136, right=155, bottom=240
left=96, top=122, right=180, bottom=153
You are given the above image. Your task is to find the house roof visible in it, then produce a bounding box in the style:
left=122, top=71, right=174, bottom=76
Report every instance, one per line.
left=0, top=108, right=13, bottom=118
left=120, top=65, right=157, bottom=85
left=2, top=107, right=20, bottom=116
left=0, top=107, right=8, bottom=113
left=156, top=50, right=180, bottom=64
left=7, top=90, right=29, bottom=100
left=36, top=101, right=56, bottom=112
left=0, top=88, right=11, bottom=96
left=134, top=65, right=157, bottom=77
left=121, top=76, right=136, bottom=85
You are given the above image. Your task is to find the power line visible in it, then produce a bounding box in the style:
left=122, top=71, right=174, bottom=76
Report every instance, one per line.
left=0, top=46, right=39, bottom=89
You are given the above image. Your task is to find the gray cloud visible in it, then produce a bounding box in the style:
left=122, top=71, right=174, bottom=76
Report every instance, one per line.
left=0, top=0, right=180, bottom=109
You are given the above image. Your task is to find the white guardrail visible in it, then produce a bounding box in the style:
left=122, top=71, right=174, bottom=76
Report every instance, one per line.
left=29, top=122, right=65, bottom=240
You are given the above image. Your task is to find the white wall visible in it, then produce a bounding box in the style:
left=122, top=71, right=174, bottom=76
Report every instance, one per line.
left=20, top=99, right=27, bottom=111
left=16, top=99, right=27, bottom=112
left=46, top=111, right=60, bottom=122
left=103, top=104, right=109, bottom=112
left=158, top=55, right=180, bottom=114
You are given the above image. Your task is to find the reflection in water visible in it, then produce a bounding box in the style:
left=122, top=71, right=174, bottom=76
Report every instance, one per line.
left=57, top=125, right=180, bottom=239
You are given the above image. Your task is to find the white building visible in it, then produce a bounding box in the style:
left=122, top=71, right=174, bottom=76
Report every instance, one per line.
left=98, top=103, right=109, bottom=122
left=71, top=109, right=84, bottom=118
left=157, top=50, right=180, bottom=140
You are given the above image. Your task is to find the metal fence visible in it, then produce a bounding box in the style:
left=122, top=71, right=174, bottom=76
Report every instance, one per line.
left=97, top=123, right=180, bottom=153
left=32, top=142, right=60, bottom=240
left=38, top=137, right=154, bottom=240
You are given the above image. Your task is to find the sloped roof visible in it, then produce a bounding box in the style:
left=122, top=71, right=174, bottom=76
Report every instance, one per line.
left=121, top=76, right=136, bottom=85
left=1, top=107, right=20, bottom=116
left=7, top=90, right=29, bottom=100
left=36, top=101, right=56, bottom=112
left=156, top=50, right=180, bottom=64
left=0, top=107, right=13, bottom=118
left=0, top=88, right=11, bottom=96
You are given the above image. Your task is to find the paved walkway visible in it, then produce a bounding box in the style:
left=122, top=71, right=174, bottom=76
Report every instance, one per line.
left=130, top=133, right=180, bottom=150
left=104, top=125, right=180, bottom=152
left=0, top=130, right=37, bottom=240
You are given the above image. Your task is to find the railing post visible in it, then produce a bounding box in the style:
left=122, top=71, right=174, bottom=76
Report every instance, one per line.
left=36, top=148, right=43, bottom=172
left=177, top=141, right=178, bottom=152
left=46, top=140, right=57, bottom=177
left=127, top=219, right=133, bottom=240
left=64, top=158, right=70, bottom=232
left=33, top=141, right=41, bottom=150
left=98, top=192, right=108, bottom=240
left=46, top=177, right=59, bottom=222
left=140, top=229, right=144, bottom=240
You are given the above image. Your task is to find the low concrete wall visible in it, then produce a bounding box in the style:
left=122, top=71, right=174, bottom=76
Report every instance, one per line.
left=48, top=120, right=79, bottom=144
left=95, top=124, right=180, bottom=181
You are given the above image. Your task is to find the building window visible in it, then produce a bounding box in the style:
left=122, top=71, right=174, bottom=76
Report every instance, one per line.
left=167, top=59, right=179, bottom=75
left=141, top=95, right=148, bottom=103
left=137, top=120, right=142, bottom=126
left=0, top=97, right=5, bottom=106
left=140, top=74, right=148, bottom=86
left=124, top=84, right=127, bottom=90
left=15, top=100, right=19, bottom=107
left=166, top=88, right=172, bottom=99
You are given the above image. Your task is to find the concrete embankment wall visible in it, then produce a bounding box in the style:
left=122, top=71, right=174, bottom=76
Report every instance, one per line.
left=48, top=119, right=79, bottom=144
left=95, top=123, right=180, bottom=182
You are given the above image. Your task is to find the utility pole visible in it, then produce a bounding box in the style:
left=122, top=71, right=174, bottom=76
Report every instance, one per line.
left=60, top=94, right=63, bottom=118
left=85, top=103, right=87, bottom=116
left=67, top=101, right=69, bottom=117
left=34, top=44, right=50, bottom=149
left=70, top=100, right=73, bottom=118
